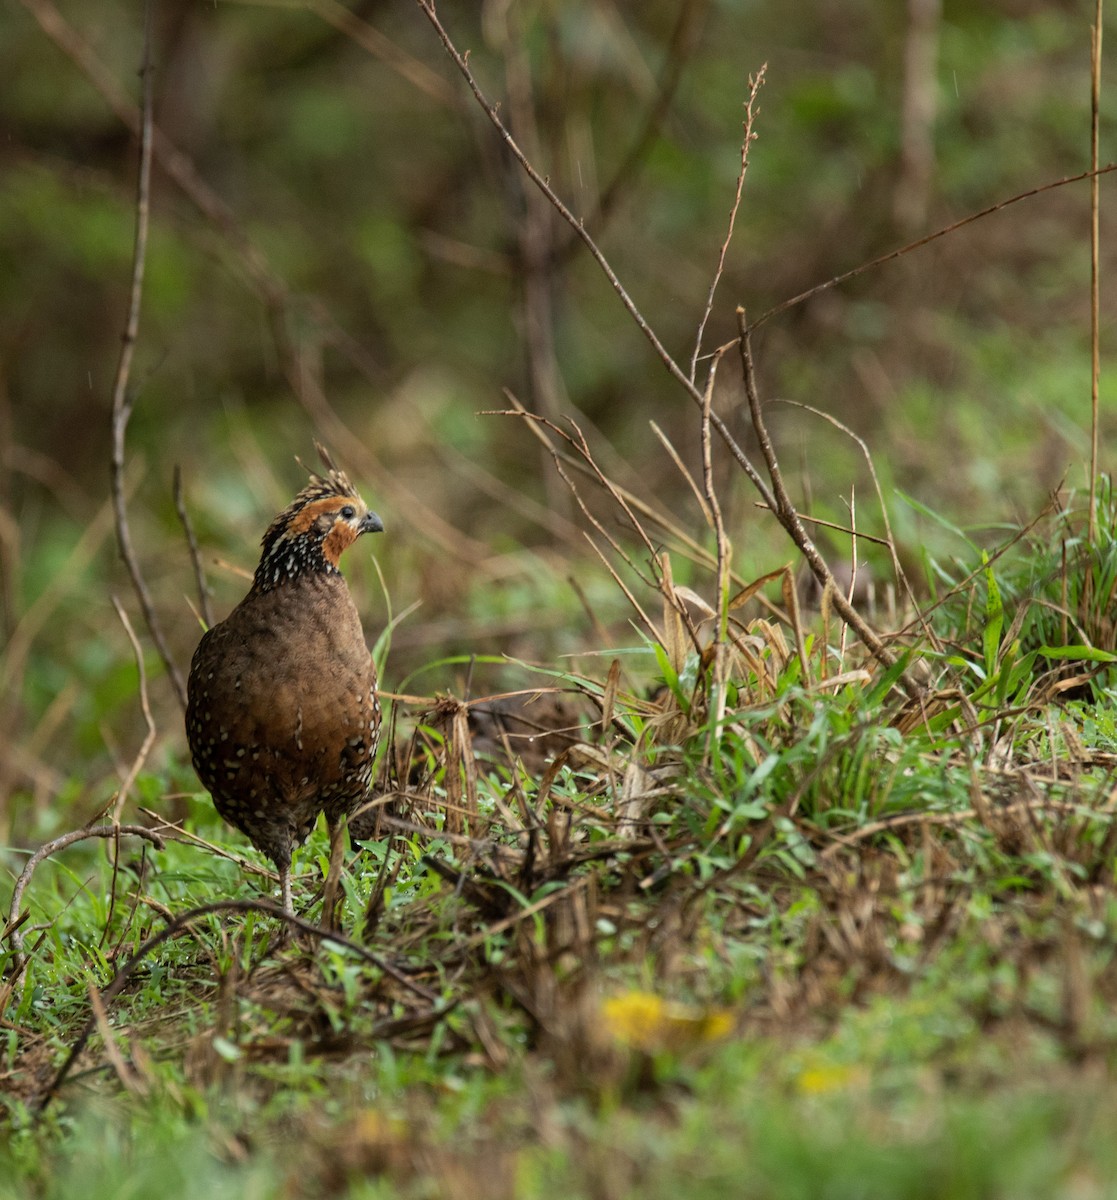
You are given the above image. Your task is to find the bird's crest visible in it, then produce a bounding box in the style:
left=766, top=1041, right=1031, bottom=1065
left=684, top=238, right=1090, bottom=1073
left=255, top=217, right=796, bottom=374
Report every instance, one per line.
left=291, top=442, right=361, bottom=506
left=254, top=445, right=373, bottom=590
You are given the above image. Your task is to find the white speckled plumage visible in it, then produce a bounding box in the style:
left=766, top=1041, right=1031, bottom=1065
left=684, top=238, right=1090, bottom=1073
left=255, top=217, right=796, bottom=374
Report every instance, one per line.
left=186, top=464, right=383, bottom=915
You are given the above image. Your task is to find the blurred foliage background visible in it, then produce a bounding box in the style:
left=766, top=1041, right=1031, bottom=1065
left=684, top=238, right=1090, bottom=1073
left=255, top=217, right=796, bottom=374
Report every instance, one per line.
left=2, top=0, right=1113, bottom=838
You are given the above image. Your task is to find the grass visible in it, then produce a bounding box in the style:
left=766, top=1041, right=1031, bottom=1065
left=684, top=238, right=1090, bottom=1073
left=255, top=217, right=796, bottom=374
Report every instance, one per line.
left=6, top=3, right=1116, bottom=1192
left=6, top=475, right=1117, bottom=1197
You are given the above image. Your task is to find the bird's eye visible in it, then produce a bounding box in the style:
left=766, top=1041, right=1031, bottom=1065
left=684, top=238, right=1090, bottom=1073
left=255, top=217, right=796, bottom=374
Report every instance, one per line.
left=340, top=505, right=356, bottom=520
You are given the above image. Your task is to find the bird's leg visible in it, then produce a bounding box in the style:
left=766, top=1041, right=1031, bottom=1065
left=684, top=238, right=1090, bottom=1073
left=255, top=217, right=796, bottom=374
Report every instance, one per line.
left=279, top=861, right=294, bottom=917
left=321, top=817, right=348, bottom=930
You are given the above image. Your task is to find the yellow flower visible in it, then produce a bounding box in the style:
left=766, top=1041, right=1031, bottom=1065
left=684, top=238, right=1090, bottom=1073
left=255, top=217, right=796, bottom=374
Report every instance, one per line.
left=602, top=991, right=734, bottom=1055
left=796, top=1062, right=867, bottom=1095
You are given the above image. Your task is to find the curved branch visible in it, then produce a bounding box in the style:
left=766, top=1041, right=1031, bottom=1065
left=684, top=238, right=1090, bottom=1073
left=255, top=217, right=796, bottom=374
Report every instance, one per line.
left=107, top=8, right=187, bottom=708
left=5, top=823, right=166, bottom=973
left=749, top=162, right=1117, bottom=334
left=737, top=310, right=923, bottom=700
left=412, top=0, right=776, bottom=514
left=38, top=898, right=442, bottom=1113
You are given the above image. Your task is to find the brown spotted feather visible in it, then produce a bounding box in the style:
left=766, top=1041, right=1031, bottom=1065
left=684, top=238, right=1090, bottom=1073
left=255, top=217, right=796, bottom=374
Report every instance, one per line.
left=186, top=466, right=383, bottom=914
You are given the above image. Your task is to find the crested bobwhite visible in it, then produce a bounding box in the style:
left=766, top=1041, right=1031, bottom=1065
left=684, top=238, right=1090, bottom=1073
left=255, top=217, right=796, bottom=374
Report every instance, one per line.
left=185, top=457, right=383, bottom=915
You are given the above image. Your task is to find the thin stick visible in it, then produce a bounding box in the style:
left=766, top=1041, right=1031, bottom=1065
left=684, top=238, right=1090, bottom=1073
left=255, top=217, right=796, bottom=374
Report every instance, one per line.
left=499, top=398, right=786, bottom=624
left=107, top=7, right=186, bottom=708
left=20, top=0, right=481, bottom=565
left=412, top=0, right=776, bottom=513
left=5, top=824, right=166, bottom=972
left=1089, top=0, right=1103, bottom=542
left=173, top=465, right=213, bottom=628
left=37, top=897, right=442, bottom=1113
left=772, top=398, right=939, bottom=648
left=752, top=504, right=890, bottom=546
left=649, top=421, right=712, bottom=525
left=842, top=486, right=856, bottom=664
left=109, top=596, right=157, bottom=820
left=750, top=162, right=1117, bottom=333
left=737, top=310, right=922, bottom=699
left=690, top=65, right=766, bottom=383
left=701, top=348, right=731, bottom=733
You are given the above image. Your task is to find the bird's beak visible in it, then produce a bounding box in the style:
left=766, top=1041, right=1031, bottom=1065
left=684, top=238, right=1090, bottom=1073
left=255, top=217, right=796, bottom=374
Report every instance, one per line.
left=360, top=511, right=384, bottom=535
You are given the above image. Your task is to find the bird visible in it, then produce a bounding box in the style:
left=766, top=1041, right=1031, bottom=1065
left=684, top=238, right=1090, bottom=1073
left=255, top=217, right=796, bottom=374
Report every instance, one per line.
left=185, top=452, right=384, bottom=917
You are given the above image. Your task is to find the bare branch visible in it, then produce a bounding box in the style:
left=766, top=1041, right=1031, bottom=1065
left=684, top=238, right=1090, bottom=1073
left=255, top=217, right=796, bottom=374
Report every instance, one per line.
left=691, top=65, right=765, bottom=382
left=650, top=420, right=712, bottom=526
left=108, top=7, right=187, bottom=708
left=173, top=465, right=213, bottom=629
left=5, top=823, right=166, bottom=973
left=751, top=162, right=1117, bottom=333
left=109, top=596, right=157, bottom=821
left=412, top=0, right=775, bottom=512
left=38, top=897, right=442, bottom=1112
left=736, top=310, right=923, bottom=700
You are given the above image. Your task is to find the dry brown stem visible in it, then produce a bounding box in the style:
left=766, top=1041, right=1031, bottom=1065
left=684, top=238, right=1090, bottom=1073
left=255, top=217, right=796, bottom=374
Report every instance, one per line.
left=1088, top=0, right=1103, bottom=542
left=108, top=596, right=157, bottom=821
left=107, top=7, right=186, bottom=708
left=5, top=823, right=167, bottom=973
left=412, top=0, right=777, bottom=515
left=736, top=311, right=923, bottom=700
left=498, top=396, right=786, bottom=627
left=701, top=349, right=732, bottom=729
left=691, top=65, right=766, bottom=382
left=772, top=398, right=940, bottom=651
left=751, top=161, right=1117, bottom=333
left=173, top=465, right=214, bottom=629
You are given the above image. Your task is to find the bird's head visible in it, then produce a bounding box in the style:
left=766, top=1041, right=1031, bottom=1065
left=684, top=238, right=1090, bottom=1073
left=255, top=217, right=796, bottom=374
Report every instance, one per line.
left=254, top=464, right=383, bottom=591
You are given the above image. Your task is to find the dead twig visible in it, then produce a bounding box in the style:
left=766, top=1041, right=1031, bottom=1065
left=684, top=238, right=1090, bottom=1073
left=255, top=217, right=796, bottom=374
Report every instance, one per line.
left=173, top=465, right=213, bottom=629
left=690, top=65, right=765, bottom=383
left=109, top=596, right=157, bottom=820
left=5, top=823, right=166, bottom=975
left=412, top=0, right=777, bottom=515
left=1088, top=0, right=1103, bottom=543
left=38, top=898, right=442, bottom=1113
left=772, top=398, right=940, bottom=652
left=107, top=6, right=186, bottom=708
left=736, top=311, right=923, bottom=700
left=701, top=347, right=732, bottom=733
left=749, top=161, right=1117, bottom=333
left=95, top=596, right=161, bottom=954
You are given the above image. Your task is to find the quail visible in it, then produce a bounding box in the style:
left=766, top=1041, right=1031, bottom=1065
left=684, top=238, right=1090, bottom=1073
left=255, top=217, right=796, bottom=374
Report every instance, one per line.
left=186, top=457, right=384, bottom=916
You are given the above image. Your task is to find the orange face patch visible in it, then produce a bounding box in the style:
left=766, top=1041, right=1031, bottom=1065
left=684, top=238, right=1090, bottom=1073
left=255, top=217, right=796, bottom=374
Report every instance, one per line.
left=323, top=515, right=361, bottom=565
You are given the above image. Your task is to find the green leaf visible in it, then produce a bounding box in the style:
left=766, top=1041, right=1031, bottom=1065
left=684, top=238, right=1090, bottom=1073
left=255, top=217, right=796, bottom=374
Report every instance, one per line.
left=1037, top=644, right=1117, bottom=663
left=982, top=557, right=1004, bottom=677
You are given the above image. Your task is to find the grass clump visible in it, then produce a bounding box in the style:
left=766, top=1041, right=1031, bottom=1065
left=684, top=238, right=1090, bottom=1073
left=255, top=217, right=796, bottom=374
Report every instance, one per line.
left=9, top=485, right=1117, bottom=1197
